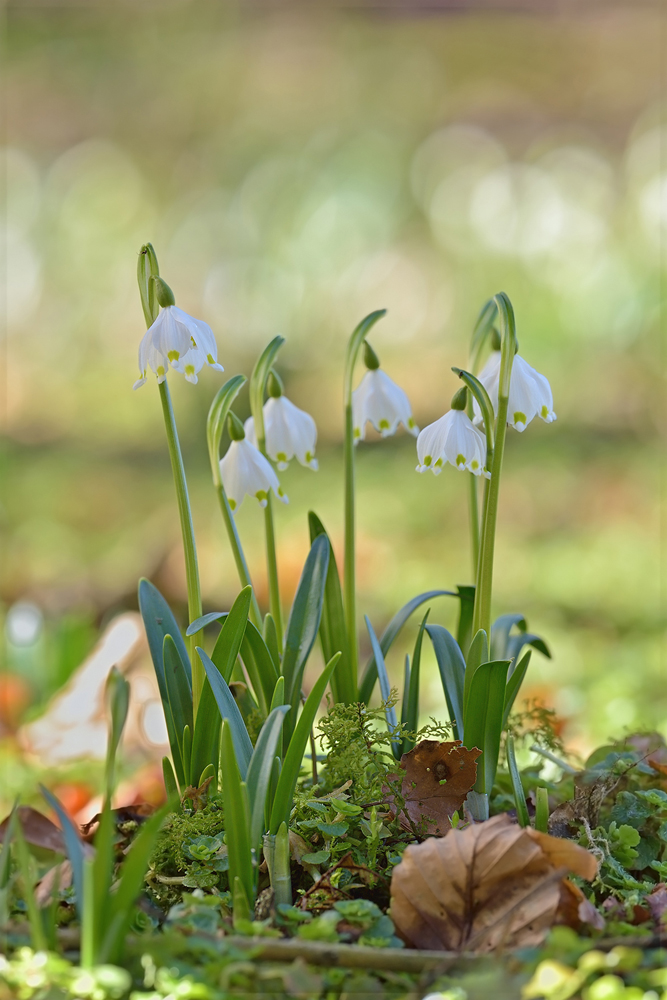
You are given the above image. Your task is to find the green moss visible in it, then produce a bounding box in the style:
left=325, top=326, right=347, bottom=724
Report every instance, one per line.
left=147, top=798, right=226, bottom=910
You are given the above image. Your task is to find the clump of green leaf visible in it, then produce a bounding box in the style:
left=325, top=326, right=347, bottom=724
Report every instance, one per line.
left=148, top=800, right=226, bottom=907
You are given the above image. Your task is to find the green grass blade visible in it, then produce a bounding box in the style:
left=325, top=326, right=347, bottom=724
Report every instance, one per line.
left=282, top=534, right=330, bottom=739
left=162, top=757, right=179, bottom=801
left=190, top=677, right=223, bottom=789
left=462, top=658, right=510, bottom=794
left=186, top=611, right=227, bottom=634
left=364, top=617, right=399, bottom=757
left=400, top=655, right=410, bottom=730
left=506, top=735, right=530, bottom=828
left=211, top=586, right=252, bottom=684
left=220, top=721, right=254, bottom=914
left=535, top=786, right=550, bottom=833
left=197, top=646, right=253, bottom=778
left=269, top=653, right=340, bottom=834
left=91, top=800, right=115, bottom=961
left=263, top=614, right=281, bottom=671
left=359, top=590, right=457, bottom=704
left=269, top=675, right=285, bottom=711
left=502, top=649, right=532, bottom=728
left=425, top=623, right=465, bottom=741
left=163, top=635, right=193, bottom=758
left=101, top=806, right=168, bottom=964
left=462, top=628, right=488, bottom=719
left=401, top=611, right=429, bottom=755
left=246, top=706, right=290, bottom=849
left=104, top=666, right=130, bottom=799
left=308, top=511, right=352, bottom=704
left=241, top=621, right=278, bottom=717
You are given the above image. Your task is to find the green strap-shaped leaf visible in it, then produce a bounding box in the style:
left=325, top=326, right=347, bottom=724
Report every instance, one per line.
left=455, top=584, right=475, bottom=656
left=186, top=611, right=227, bottom=634
left=507, top=631, right=551, bottom=665
left=425, top=623, right=466, bottom=741
left=181, top=726, right=192, bottom=787
left=241, top=621, right=278, bottom=717
left=197, top=647, right=253, bottom=778
left=269, top=653, right=340, bottom=834
left=40, top=786, right=86, bottom=917
left=189, top=677, right=223, bottom=789
left=400, top=655, right=410, bottom=731
left=359, top=590, right=457, bottom=704
left=462, top=628, right=488, bottom=719
left=506, top=735, right=530, bottom=828
left=269, top=675, right=285, bottom=712
left=490, top=613, right=527, bottom=660
left=308, top=512, right=352, bottom=704
left=163, top=635, right=193, bottom=757
left=462, top=658, right=511, bottom=794
left=281, top=534, right=330, bottom=732
left=162, top=757, right=179, bottom=801
left=101, top=806, right=168, bottom=964
left=401, top=611, right=429, bottom=755
left=211, top=587, right=252, bottom=684
left=220, top=721, right=254, bottom=912
left=364, top=616, right=400, bottom=758
left=104, top=666, right=130, bottom=797
left=246, top=706, right=290, bottom=849
left=263, top=614, right=281, bottom=672
left=502, top=649, right=532, bottom=728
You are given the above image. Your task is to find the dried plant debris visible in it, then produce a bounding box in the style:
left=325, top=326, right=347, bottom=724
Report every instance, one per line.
left=385, top=740, right=481, bottom=837
left=0, top=806, right=66, bottom=855
left=390, top=814, right=597, bottom=952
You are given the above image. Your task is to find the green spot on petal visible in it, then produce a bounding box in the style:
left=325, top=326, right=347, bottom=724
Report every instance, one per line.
left=456, top=453, right=466, bottom=467
left=514, top=411, right=526, bottom=426
left=541, top=405, right=548, bottom=418
left=167, top=350, right=179, bottom=362
left=157, top=366, right=166, bottom=376
left=277, top=452, right=287, bottom=462
left=305, top=451, right=313, bottom=463
left=228, top=498, right=236, bottom=511
left=424, top=455, right=432, bottom=467
left=353, top=428, right=361, bottom=439
left=379, top=419, right=390, bottom=430
left=471, top=460, right=479, bottom=470
left=185, top=365, right=195, bottom=376
left=277, top=487, right=285, bottom=497
left=407, top=417, right=415, bottom=428
left=207, top=353, right=215, bottom=365
left=434, top=458, right=443, bottom=468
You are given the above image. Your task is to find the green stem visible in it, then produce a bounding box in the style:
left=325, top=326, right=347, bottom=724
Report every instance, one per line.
left=158, top=379, right=204, bottom=713
left=215, top=485, right=262, bottom=628
left=471, top=294, right=516, bottom=639
left=468, top=471, right=480, bottom=579
left=343, top=398, right=359, bottom=687
left=263, top=494, right=283, bottom=649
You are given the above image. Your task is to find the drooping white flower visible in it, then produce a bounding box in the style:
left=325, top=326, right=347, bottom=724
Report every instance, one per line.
left=474, top=351, right=556, bottom=432
left=416, top=408, right=489, bottom=477
left=219, top=438, right=289, bottom=511
left=133, top=305, right=224, bottom=389
left=352, top=369, right=418, bottom=443
left=245, top=396, right=318, bottom=471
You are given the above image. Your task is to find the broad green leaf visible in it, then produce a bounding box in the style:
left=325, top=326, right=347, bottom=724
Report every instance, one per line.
left=104, top=667, right=130, bottom=798
left=282, top=534, right=330, bottom=737
left=241, top=620, right=278, bottom=717
left=506, top=735, right=530, bottom=828
left=40, top=786, right=86, bottom=917
left=91, top=801, right=115, bottom=961
left=308, top=511, right=352, bottom=704
left=269, top=653, right=340, bottom=834
left=162, top=757, right=179, bottom=801
left=507, top=632, right=551, bottom=664
left=101, top=806, right=168, bottom=964
left=462, top=628, right=488, bottom=719
left=163, top=635, right=193, bottom=761
left=211, top=587, right=252, bottom=684
left=269, top=675, right=285, bottom=711
left=182, top=726, right=192, bottom=787
left=189, top=677, right=222, bottom=790
left=359, top=590, right=457, bottom=705
left=220, top=722, right=254, bottom=911
left=462, top=658, right=510, bottom=794
left=425, top=623, right=465, bottom=741
left=400, top=655, right=410, bottom=730
left=490, top=613, right=527, bottom=660
left=401, top=611, right=429, bottom=755
left=364, top=617, right=399, bottom=758
left=502, top=649, right=532, bottom=728
left=246, top=706, right=290, bottom=849
left=198, top=647, right=253, bottom=778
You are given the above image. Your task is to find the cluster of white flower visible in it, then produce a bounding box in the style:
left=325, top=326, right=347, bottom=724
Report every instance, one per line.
left=135, top=297, right=555, bottom=508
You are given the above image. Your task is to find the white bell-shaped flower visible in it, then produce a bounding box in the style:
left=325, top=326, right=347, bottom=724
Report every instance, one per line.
left=245, top=393, right=318, bottom=472
left=134, top=298, right=224, bottom=390
left=352, top=368, right=418, bottom=443
left=474, top=351, right=556, bottom=432
left=220, top=437, right=289, bottom=512
left=416, top=408, right=489, bottom=477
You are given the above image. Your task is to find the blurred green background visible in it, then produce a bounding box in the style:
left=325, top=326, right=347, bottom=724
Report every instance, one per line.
left=1, top=1, right=665, bottom=755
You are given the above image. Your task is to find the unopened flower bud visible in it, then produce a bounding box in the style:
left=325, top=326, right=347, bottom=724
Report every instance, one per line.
left=227, top=411, right=246, bottom=442
left=267, top=371, right=284, bottom=398
left=153, top=276, right=176, bottom=308
left=451, top=387, right=468, bottom=411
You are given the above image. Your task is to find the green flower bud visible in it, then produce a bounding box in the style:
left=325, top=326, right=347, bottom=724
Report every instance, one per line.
left=451, top=386, right=468, bottom=411
left=267, top=370, right=284, bottom=398
left=152, top=276, right=176, bottom=308
left=227, top=411, right=246, bottom=441
left=490, top=327, right=501, bottom=351
left=363, top=340, right=381, bottom=371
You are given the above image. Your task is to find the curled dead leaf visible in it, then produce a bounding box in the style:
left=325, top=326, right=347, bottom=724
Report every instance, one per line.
left=385, top=740, right=481, bottom=837
left=390, top=814, right=598, bottom=952
left=0, top=806, right=66, bottom=855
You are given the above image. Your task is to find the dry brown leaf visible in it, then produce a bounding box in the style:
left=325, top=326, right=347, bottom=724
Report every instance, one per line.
left=0, top=806, right=66, bottom=854
left=646, top=883, right=667, bottom=925
left=35, top=861, right=73, bottom=907
left=390, top=813, right=598, bottom=952
left=386, top=740, right=481, bottom=837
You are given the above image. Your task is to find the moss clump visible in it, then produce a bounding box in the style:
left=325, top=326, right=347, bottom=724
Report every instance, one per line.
left=147, top=797, right=226, bottom=910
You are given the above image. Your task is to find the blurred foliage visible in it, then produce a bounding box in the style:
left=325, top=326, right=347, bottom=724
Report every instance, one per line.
left=1, top=1, right=664, bottom=749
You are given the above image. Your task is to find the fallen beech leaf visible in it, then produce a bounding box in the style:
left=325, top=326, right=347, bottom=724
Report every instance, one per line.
left=390, top=813, right=598, bottom=952
left=289, top=830, right=322, bottom=881
left=646, top=883, right=667, bottom=924
left=35, top=861, right=73, bottom=907
left=557, top=878, right=605, bottom=932
left=0, top=806, right=66, bottom=855
left=386, top=740, right=481, bottom=836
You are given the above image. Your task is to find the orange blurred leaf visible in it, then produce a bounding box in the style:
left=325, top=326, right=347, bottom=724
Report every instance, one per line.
left=386, top=740, right=481, bottom=836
